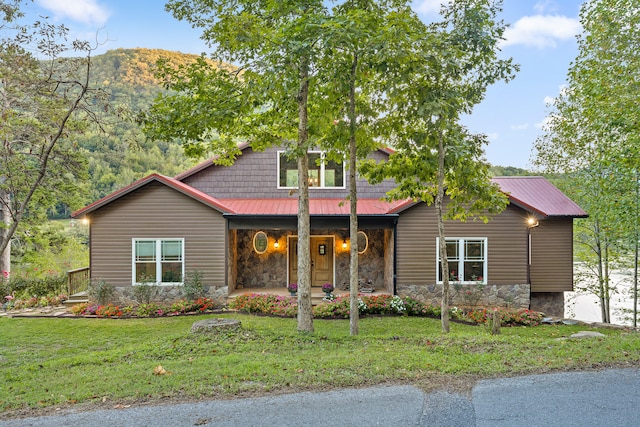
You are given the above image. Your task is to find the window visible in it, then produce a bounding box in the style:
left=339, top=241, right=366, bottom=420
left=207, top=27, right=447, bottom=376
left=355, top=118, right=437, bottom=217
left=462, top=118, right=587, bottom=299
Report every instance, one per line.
left=278, top=151, right=345, bottom=188
left=437, top=238, right=487, bottom=284
left=133, top=239, right=184, bottom=285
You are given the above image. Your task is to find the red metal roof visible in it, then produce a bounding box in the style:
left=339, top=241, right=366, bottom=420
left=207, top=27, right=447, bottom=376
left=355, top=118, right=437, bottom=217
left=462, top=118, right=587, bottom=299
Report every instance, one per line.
left=221, top=198, right=409, bottom=216
left=72, top=173, right=586, bottom=220
left=491, top=176, right=587, bottom=218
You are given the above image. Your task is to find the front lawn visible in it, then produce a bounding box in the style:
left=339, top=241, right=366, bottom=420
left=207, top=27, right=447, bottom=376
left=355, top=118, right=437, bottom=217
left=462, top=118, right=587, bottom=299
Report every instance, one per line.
left=1, top=314, right=638, bottom=418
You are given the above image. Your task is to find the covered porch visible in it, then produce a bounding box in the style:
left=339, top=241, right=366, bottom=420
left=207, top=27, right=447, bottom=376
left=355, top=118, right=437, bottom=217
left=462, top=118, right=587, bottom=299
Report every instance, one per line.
left=226, top=214, right=398, bottom=298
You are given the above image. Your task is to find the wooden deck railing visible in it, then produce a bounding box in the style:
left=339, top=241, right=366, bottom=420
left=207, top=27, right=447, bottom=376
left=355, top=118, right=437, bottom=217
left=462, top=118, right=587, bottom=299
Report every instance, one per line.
left=68, top=267, right=90, bottom=296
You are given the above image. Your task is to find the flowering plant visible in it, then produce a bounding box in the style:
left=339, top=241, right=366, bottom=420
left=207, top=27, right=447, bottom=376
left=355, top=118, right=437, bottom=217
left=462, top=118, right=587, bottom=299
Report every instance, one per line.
left=287, top=283, right=298, bottom=293
left=321, top=283, right=334, bottom=293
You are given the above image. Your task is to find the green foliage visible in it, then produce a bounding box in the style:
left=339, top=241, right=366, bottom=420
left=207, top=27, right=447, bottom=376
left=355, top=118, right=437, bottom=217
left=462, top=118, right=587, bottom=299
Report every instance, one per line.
left=1, top=270, right=67, bottom=299
left=532, top=0, right=640, bottom=323
left=182, top=269, right=206, bottom=300
left=11, top=219, right=89, bottom=277
left=88, top=280, right=116, bottom=305
left=132, top=283, right=159, bottom=304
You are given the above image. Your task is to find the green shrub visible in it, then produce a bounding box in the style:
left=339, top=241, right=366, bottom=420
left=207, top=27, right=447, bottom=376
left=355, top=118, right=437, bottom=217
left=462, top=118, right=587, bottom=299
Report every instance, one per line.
left=89, top=279, right=116, bottom=305
left=132, top=283, right=159, bottom=304
left=135, top=303, right=163, bottom=317
left=183, top=270, right=206, bottom=300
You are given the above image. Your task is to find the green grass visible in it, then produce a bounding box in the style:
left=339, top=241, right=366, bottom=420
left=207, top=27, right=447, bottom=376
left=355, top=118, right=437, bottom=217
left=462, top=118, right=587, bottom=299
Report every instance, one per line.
left=1, top=314, right=639, bottom=415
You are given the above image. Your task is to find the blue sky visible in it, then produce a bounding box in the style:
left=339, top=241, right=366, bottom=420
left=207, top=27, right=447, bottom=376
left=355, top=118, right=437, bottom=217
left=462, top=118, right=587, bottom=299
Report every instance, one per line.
left=25, top=0, right=585, bottom=169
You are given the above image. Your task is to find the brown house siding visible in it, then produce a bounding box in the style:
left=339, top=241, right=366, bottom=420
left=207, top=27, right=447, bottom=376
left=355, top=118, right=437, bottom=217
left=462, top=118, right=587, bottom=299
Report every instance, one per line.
left=181, top=146, right=397, bottom=199
left=530, top=217, right=574, bottom=292
left=396, top=203, right=529, bottom=285
left=88, top=182, right=226, bottom=288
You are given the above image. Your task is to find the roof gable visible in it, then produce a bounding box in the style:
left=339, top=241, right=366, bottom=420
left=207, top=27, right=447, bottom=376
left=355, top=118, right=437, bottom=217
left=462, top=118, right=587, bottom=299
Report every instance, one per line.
left=386, top=177, right=587, bottom=218
left=72, top=173, right=234, bottom=218
left=492, top=176, right=587, bottom=218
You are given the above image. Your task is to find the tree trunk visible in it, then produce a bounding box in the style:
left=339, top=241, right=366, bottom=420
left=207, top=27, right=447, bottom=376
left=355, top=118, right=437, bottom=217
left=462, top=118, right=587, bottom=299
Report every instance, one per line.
left=296, top=53, right=314, bottom=333
left=0, top=189, right=10, bottom=276
left=348, top=53, right=359, bottom=336
left=435, top=127, right=450, bottom=333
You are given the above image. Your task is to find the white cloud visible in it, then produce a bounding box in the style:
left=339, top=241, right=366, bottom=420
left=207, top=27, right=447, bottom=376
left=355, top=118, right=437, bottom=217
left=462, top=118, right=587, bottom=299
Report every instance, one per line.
left=511, top=123, right=529, bottom=131
left=486, top=132, right=499, bottom=141
left=543, top=96, right=556, bottom=106
left=501, top=15, right=580, bottom=49
left=536, top=116, right=554, bottom=130
left=37, top=0, right=110, bottom=26
left=413, top=0, right=449, bottom=15
left=533, top=0, right=559, bottom=14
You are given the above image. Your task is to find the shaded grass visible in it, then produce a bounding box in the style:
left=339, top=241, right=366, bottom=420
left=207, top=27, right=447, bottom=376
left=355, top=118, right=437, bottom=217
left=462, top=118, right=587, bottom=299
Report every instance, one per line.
left=1, top=314, right=639, bottom=416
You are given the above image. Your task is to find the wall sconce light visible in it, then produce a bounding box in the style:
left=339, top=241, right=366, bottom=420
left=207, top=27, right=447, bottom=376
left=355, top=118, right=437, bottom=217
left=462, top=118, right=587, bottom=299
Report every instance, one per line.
left=342, top=240, right=348, bottom=250
left=81, top=217, right=90, bottom=225
left=527, top=217, right=539, bottom=228
left=274, top=241, right=279, bottom=249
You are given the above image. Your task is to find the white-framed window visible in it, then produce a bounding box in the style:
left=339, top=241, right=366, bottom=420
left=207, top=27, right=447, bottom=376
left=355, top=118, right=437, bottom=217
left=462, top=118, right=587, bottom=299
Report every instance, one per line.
left=437, top=238, right=487, bottom=284
left=132, top=238, right=184, bottom=285
left=277, top=150, right=345, bottom=189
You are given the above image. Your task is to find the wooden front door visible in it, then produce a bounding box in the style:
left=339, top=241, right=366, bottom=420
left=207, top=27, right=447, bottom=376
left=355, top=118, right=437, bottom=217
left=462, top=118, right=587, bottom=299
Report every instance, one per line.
left=288, top=236, right=334, bottom=288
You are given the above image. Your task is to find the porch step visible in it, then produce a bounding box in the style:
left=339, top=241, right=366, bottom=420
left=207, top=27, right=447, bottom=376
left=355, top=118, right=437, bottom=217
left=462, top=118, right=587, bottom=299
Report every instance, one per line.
left=63, top=291, right=89, bottom=307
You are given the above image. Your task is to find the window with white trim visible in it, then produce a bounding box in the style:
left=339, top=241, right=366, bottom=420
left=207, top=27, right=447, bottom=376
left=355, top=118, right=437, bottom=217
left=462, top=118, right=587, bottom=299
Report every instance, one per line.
left=133, top=239, right=184, bottom=285
left=278, top=151, right=345, bottom=188
left=437, top=238, right=487, bottom=284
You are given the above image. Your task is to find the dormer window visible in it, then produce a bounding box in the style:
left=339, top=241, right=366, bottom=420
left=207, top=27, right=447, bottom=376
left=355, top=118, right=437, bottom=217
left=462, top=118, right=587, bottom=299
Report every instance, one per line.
left=278, top=151, right=345, bottom=189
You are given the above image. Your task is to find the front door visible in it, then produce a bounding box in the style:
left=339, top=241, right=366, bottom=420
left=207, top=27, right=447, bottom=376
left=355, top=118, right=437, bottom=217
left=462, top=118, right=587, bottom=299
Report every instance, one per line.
left=288, top=236, right=334, bottom=288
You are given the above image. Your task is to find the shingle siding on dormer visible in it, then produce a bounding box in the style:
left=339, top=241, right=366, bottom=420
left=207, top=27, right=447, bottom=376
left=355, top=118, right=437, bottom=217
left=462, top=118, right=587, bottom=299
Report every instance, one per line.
left=180, top=146, right=397, bottom=199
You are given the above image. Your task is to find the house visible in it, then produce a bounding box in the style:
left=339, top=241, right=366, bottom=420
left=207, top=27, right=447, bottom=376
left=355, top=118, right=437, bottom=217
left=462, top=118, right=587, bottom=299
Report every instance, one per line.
left=72, top=144, right=587, bottom=316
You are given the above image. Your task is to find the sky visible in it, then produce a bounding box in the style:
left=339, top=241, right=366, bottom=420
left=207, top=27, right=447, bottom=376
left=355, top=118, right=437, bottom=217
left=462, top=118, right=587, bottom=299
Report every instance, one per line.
left=20, top=0, right=586, bottom=169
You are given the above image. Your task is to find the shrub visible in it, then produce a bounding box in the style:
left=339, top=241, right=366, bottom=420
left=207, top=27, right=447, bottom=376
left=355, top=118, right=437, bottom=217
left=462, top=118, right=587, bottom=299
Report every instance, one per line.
left=228, top=293, right=295, bottom=316
left=2, top=272, right=67, bottom=299
left=312, top=296, right=351, bottom=318
left=135, top=303, right=162, bottom=317
left=183, top=270, right=207, bottom=300
left=464, top=308, right=544, bottom=327
left=132, top=283, right=159, bottom=304
left=89, top=279, right=116, bottom=305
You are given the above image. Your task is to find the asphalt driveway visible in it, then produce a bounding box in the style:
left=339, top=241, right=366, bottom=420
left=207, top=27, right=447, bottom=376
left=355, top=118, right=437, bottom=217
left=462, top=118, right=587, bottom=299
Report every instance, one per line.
left=2, top=368, right=639, bottom=426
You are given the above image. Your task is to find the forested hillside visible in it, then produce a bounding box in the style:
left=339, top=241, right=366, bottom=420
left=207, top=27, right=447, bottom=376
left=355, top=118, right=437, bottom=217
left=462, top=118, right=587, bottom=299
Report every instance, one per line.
left=76, top=48, right=530, bottom=208
left=76, top=48, right=221, bottom=206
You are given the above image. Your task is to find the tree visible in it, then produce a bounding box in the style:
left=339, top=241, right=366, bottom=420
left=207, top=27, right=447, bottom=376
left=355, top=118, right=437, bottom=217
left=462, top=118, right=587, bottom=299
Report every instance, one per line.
left=533, top=0, right=640, bottom=324
left=147, top=0, right=331, bottom=332
left=316, top=0, right=415, bottom=335
left=362, top=0, right=516, bottom=332
left=0, top=1, right=98, bottom=276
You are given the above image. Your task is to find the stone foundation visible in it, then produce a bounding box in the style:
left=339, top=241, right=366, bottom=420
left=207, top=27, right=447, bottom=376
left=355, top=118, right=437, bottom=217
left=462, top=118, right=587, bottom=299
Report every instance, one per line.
left=397, top=283, right=530, bottom=309
left=112, top=285, right=228, bottom=307
left=530, top=292, right=565, bottom=317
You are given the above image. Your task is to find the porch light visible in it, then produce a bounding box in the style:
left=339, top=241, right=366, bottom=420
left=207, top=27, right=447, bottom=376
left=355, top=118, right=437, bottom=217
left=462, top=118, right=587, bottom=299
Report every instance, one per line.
left=274, top=241, right=279, bottom=249
left=527, top=217, right=539, bottom=228
left=342, top=240, right=348, bottom=249
left=81, top=217, right=89, bottom=225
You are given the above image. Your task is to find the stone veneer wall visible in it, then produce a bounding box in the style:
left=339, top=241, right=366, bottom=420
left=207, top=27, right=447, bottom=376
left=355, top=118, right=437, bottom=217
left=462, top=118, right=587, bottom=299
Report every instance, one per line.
left=530, top=292, right=565, bottom=317
left=335, top=229, right=386, bottom=291
left=235, top=229, right=289, bottom=288
left=111, top=285, right=229, bottom=307
left=397, top=283, right=531, bottom=309
left=233, top=228, right=388, bottom=291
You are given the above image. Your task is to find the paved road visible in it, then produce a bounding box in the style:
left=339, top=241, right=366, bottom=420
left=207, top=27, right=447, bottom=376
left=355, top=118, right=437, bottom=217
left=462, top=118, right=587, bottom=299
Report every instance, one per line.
left=2, top=368, right=639, bottom=426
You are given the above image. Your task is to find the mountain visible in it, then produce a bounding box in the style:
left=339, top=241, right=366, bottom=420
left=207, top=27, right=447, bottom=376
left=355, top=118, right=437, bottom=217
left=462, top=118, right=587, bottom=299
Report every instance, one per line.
left=78, top=48, right=223, bottom=203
